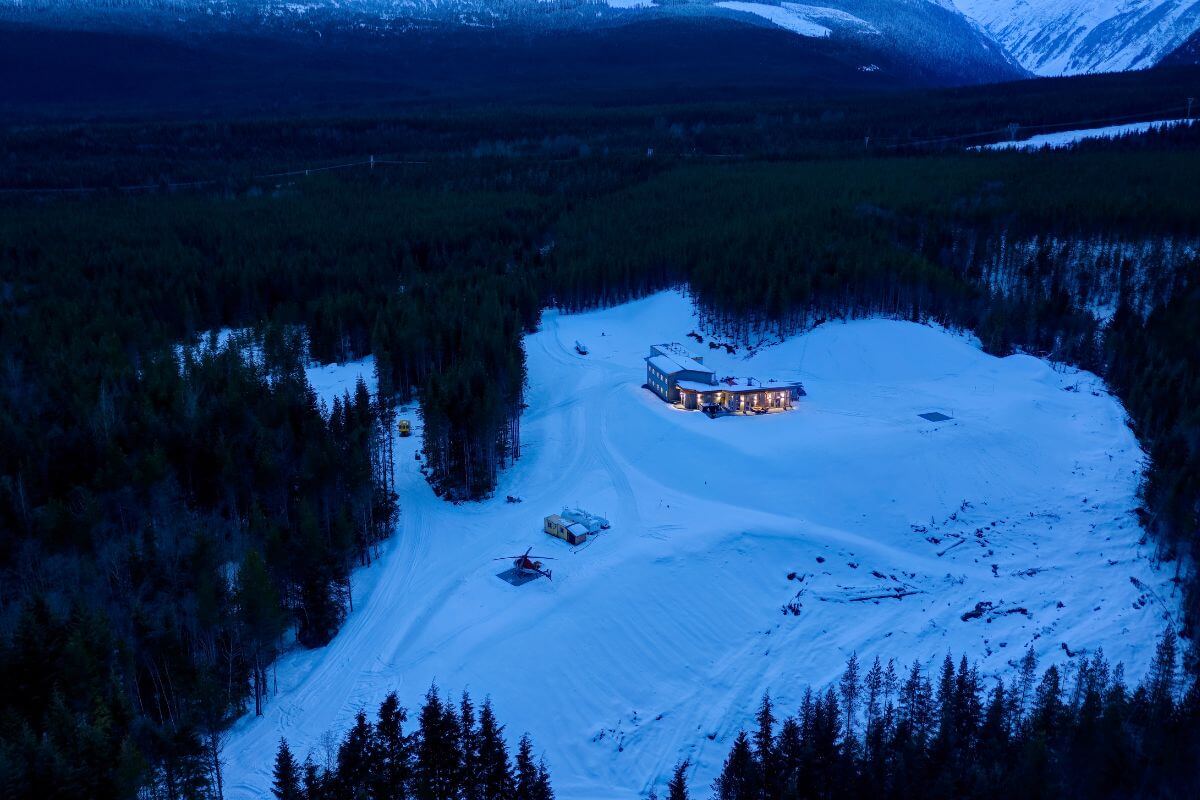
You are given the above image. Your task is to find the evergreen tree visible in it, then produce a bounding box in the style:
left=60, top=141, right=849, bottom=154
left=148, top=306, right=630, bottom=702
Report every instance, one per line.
left=334, top=710, right=378, bottom=800
left=236, top=549, right=286, bottom=717
left=476, top=700, right=514, bottom=800
left=713, top=731, right=758, bottom=800
left=303, top=756, right=325, bottom=800
left=839, top=653, right=861, bottom=739
left=753, top=694, right=778, bottom=799
left=1147, top=628, right=1179, bottom=715
left=272, top=739, right=303, bottom=800
left=372, top=692, right=412, bottom=800
left=533, top=760, right=554, bottom=800
left=514, top=734, right=539, bottom=800
left=414, top=686, right=461, bottom=800
left=666, top=759, right=690, bottom=800
left=458, top=692, right=482, bottom=800
left=1012, top=647, right=1039, bottom=732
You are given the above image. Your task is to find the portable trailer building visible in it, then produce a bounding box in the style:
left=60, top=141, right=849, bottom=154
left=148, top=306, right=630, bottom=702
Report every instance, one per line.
left=544, top=514, right=590, bottom=546
left=560, top=507, right=610, bottom=534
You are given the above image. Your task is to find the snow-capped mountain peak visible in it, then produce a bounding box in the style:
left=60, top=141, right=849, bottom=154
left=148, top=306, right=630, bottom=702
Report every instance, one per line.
left=948, top=0, right=1200, bottom=75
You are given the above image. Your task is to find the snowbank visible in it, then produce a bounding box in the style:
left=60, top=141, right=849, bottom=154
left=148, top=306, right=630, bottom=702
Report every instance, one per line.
left=222, top=291, right=1176, bottom=799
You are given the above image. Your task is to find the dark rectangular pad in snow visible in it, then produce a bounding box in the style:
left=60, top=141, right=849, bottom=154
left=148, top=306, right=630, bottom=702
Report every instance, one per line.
left=496, top=567, right=543, bottom=586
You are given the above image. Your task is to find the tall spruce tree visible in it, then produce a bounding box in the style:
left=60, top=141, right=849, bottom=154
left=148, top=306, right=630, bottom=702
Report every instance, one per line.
left=713, top=731, right=758, bottom=800
left=414, top=687, right=461, bottom=800
left=272, top=739, right=303, bottom=800
left=372, top=692, right=412, bottom=800
left=236, top=549, right=286, bottom=717
left=667, top=759, right=690, bottom=800
left=753, top=694, right=778, bottom=799
left=458, top=692, right=482, bottom=800
left=477, top=700, right=514, bottom=800
left=514, top=734, right=539, bottom=800
left=334, top=710, right=378, bottom=800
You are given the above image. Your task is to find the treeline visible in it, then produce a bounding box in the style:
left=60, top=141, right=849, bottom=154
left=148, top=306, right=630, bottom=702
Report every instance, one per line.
left=667, top=632, right=1198, bottom=800
left=371, top=270, right=540, bottom=499
left=270, top=687, right=553, bottom=800
left=5, top=65, right=1200, bottom=191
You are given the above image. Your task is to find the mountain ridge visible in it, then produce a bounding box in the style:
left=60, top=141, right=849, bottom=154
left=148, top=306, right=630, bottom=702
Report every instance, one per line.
left=4, top=0, right=1199, bottom=84
left=947, top=0, right=1200, bottom=75
left=0, top=1, right=1022, bottom=83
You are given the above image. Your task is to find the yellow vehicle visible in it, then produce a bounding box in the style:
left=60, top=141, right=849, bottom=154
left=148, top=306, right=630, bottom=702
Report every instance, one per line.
left=398, top=419, right=412, bottom=437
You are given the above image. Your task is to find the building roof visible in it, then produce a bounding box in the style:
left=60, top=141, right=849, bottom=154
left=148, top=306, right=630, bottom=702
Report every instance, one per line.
left=676, top=379, right=804, bottom=394
left=546, top=514, right=589, bottom=538
left=647, top=343, right=713, bottom=376
left=648, top=355, right=689, bottom=376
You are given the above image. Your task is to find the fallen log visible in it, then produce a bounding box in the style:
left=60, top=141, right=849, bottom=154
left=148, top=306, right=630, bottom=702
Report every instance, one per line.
left=848, top=590, right=923, bottom=602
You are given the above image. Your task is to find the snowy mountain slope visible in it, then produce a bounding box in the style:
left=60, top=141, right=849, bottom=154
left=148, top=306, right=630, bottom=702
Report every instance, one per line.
left=1159, top=23, right=1200, bottom=63
left=948, top=0, right=1200, bottom=75
left=221, top=291, right=1177, bottom=800
left=0, top=0, right=1024, bottom=86
left=712, top=2, right=877, bottom=37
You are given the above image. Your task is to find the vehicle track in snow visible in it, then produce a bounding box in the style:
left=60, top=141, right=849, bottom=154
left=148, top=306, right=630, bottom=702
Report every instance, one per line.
left=222, top=293, right=1177, bottom=800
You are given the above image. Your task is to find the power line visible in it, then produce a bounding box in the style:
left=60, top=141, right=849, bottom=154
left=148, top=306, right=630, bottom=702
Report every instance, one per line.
left=0, top=155, right=428, bottom=196
left=3, top=98, right=1196, bottom=194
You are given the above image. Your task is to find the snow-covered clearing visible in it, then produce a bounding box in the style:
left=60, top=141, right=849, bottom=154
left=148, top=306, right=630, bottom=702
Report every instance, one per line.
left=223, top=290, right=1176, bottom=799
left=305, top=356, right=375, bottom=411
left=177, top=327, right=375, bottom=414
left=979, top=118, right=1194, bottom=151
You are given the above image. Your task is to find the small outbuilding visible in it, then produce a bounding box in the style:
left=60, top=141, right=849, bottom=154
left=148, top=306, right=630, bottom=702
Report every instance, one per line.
left=544, top=514, right=590, bottom=546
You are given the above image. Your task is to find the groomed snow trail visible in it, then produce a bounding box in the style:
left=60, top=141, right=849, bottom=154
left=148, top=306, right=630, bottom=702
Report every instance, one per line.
left=223, top=290, right=1177, bottom=799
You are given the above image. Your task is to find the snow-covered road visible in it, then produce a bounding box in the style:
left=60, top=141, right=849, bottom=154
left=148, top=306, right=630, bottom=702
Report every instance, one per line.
left=223, top=290, right=1177, bottom=799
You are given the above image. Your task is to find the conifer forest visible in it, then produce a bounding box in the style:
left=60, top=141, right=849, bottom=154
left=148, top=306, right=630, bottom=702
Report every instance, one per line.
left=1, top=34, right=1199, bottom=800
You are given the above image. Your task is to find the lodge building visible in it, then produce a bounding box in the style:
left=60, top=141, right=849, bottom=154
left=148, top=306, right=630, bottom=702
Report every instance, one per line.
left=644, top=343, right=804, bottom=415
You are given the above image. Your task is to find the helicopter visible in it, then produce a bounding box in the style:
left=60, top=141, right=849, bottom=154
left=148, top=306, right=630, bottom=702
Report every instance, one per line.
left=494, top=547, right=554, bottom=580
